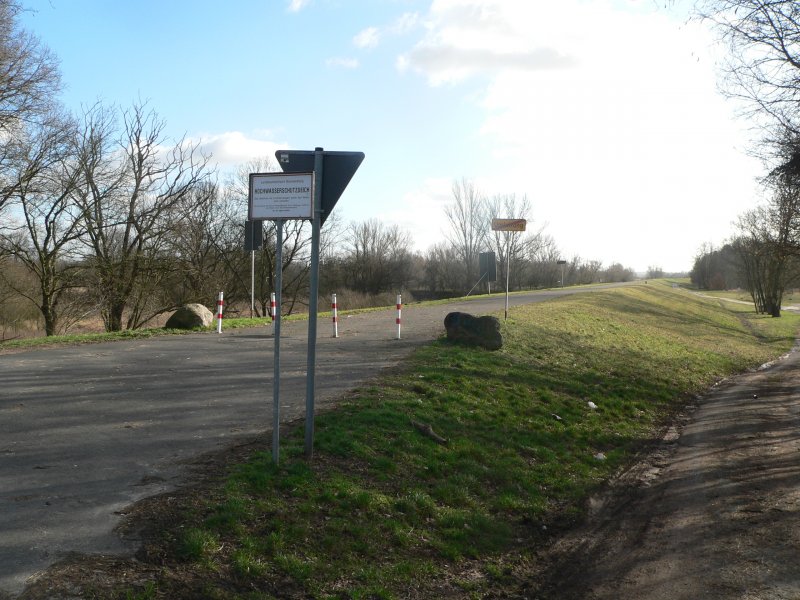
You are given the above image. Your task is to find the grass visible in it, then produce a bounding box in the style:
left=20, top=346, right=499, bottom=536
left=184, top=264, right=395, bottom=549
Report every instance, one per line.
left=0, top=326, right=194, bottom=350
left=83, top=281, right=800, bottom=600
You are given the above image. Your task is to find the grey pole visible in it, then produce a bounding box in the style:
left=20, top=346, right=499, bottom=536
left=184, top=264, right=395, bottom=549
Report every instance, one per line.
left=250, top=250, right=255, bottom=318
left=272, top=220, right=284, bottom=464
left=304, top=148, right=324, bottom=460
left=504, top=235, right=511, bottom=320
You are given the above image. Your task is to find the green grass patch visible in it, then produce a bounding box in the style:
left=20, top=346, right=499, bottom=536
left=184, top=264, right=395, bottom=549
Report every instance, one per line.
left=117, top=282, right=799, bottom=598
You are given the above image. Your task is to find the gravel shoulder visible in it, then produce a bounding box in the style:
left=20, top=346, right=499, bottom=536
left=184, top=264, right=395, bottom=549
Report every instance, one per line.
left=532, top=346, right=800, bottom=600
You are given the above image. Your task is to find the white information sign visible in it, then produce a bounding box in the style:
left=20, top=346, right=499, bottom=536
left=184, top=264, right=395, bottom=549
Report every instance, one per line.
left=249, top=172, right=314, bottom=220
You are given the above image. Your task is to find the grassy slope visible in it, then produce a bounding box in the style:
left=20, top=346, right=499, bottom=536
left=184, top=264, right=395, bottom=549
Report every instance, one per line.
left=56, top=282, right=800, bottom=599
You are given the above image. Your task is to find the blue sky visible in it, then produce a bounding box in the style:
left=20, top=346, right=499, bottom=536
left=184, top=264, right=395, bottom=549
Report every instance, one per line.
left=21, top=0, right=764, bottom=273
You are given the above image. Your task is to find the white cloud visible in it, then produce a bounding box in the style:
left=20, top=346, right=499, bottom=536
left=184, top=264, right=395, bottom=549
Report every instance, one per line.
left=401, top=44, right=576, bottom=85
left=353, top=27, right=380, bottom=49
left=287, top=0, right=310, bottom=12
left=326, top=56, right=359, bottom=69
left=391, top=12, right=420, bottom=34
left=397, top=1, right=578, bottom=85
left=376, top=178, right=453, bottom=251
left=394, top=0, right=764, bottom=271
left=192, top=131, right=286, bottom=170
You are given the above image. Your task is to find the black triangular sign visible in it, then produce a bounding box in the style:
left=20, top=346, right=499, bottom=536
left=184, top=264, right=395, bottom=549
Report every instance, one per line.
left=275, top=150, right=364, bottom=224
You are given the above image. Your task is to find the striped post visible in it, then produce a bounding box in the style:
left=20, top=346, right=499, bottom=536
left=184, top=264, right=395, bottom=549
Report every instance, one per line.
left=270, top=292, right=276, bottom=324
left=332, top=293, right=339, bottom=338
left=216, top=291, right=224, bottom=333
left=396, top=294, right=402, bottom=340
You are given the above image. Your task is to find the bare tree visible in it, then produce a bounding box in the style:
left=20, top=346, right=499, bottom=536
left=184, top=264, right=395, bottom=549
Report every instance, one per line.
left=73, top=102, right=214, bottom=331
left=341, top=218, right=414, bottom=295
left=422, top=242, right=464, bottom=296
left=0, top=1, right=61, bottom=133
left=734, top=159, right=800, bottom=315
left=525, top=233, right=561, bottom=288
left=0, top=0, right=62, bottom=215
left=224, top=157, right=328, bottom=317
left=444, top=178, right=486, bottom=292
left=484, top=193, right=549, bottom=291
left=0, top=112, right=89, bottom=335
left=695, top=1, right=800, bottom=149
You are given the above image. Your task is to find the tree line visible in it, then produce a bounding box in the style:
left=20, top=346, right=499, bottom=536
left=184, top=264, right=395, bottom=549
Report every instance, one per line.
left=0, top=0, right=636, bottom=338
left=689, top=0, right=800, bottom=317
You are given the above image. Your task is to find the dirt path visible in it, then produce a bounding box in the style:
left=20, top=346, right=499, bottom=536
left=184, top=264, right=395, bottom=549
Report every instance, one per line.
left=533, top=347, right=800, bottom=600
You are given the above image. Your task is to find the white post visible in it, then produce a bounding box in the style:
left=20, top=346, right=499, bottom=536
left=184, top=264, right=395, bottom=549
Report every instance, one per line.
left=396, top=294, right=402, bottom=340
left=332, top=293, right=339, bottom=338
left=216, top=291, right=224, bottom=333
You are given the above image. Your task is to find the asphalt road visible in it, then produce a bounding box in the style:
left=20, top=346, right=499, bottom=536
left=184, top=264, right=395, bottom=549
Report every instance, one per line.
left=0, top=286, right=621, bottom=597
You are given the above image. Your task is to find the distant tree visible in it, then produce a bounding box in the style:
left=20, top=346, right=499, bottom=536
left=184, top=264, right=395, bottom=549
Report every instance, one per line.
left=485, top=193, right=545, bottom=291
left=569, top=257, right=603, bottom=285
left=646, top=265, right=664, bottom=279
left=690, top=243, right=742, bottom=290
left=73, top=102, right=214, bottom=331
left=525, top=234, right=561, bottom=288
left=444, top=178, right=486, bottom=292
left=603, top=263, right=636, bottom=283
left=341, top=218, right=414, bottom=295
left=161, top=181, right=243, bottom=308
left=421, top=242, right=464, bottom=295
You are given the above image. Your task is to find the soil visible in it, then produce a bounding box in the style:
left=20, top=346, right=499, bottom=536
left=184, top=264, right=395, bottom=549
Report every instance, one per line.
left=526, top=346, right=800, bottom=600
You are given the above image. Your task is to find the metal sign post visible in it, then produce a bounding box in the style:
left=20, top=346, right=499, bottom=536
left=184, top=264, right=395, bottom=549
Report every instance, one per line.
left=248, top=174, right=315, bottom=465
left=272, top=220, right=284, bottom=464
left=304, top=148, right=324, bottom=460
left=276, top=148, right=364, bottom=462
left=557, top=259, right=567, bottom=288
left=491, top=219, right=526, bottom=321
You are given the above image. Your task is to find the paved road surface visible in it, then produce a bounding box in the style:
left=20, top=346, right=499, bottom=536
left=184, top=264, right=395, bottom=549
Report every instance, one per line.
left=0, top=287, right=619, bottom=598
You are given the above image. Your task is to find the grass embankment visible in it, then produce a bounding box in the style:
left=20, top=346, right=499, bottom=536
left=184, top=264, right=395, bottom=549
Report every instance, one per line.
left=83, top=283, right=800, bottom=599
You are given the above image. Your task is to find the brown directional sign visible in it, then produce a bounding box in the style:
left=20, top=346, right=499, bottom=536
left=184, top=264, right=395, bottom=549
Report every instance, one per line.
left=275, top=149, right=364, bottom=224
left=491, top=218, right=527, bottom=232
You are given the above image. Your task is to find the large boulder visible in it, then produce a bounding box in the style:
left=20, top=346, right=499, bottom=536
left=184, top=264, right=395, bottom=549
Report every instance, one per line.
left=165, top=303, right=214, bottom=329
left=444, top=312, right=503, bottom=351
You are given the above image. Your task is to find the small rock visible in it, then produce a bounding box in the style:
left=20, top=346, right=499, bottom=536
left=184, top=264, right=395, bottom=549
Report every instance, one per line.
left=594, top=452, right=606, bottom=461
left=551, top=413, right=563, bottom=421
left=587, top=401, right=598, bottom=410
left=752, top=394, right=759, bottom=399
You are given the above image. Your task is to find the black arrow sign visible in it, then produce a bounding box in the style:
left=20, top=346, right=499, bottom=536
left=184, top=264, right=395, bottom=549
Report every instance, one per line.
left=275, top=149, right=365, bottom=224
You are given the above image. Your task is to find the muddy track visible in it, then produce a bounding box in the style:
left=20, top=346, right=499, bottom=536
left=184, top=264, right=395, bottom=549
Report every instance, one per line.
left=531, top=347, right=800, bottom=600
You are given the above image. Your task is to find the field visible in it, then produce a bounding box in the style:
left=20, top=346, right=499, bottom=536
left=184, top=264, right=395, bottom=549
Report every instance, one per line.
left=19, top=281, right=800, bottom=600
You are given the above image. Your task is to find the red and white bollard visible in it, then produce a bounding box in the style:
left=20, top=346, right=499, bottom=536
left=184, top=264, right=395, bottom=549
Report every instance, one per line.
left=396, top=294, right=402, bottom=340
left=270, top=292, right=276, bottom=324
left=216, top=291, right=224, bottom=333
left=332, top=293, right=339, bottom=338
